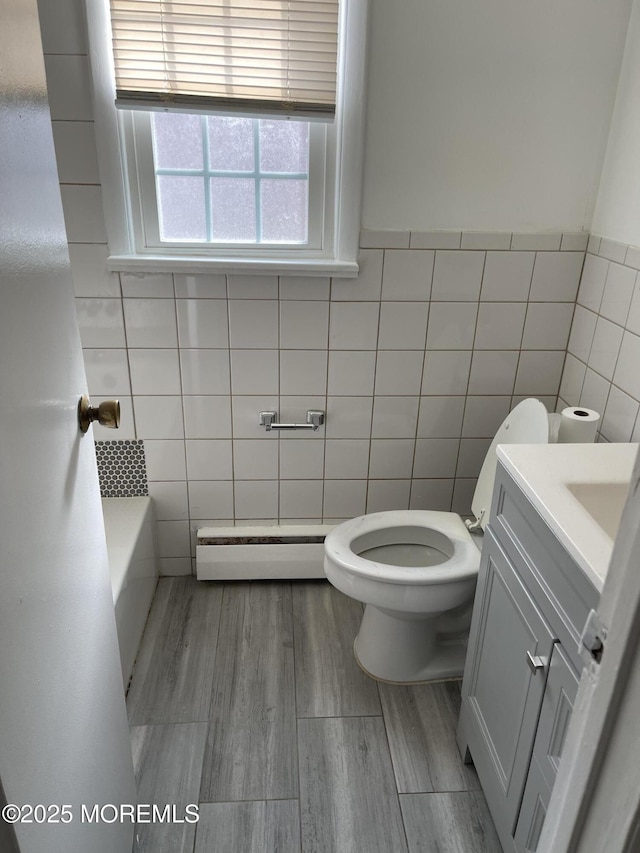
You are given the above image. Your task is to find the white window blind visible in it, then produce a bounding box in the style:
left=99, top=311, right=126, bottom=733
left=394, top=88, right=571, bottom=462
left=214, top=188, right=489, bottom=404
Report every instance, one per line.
left=109, top=0, right=339, bottom=119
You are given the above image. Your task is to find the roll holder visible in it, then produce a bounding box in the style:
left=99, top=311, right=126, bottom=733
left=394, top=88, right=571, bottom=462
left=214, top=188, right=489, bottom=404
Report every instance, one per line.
left=259, top=410, right=324, bottom=432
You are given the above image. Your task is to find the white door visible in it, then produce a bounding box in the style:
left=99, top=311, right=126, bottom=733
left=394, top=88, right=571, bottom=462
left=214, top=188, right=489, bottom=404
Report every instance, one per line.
left=0, top=1, right=137, bottom=852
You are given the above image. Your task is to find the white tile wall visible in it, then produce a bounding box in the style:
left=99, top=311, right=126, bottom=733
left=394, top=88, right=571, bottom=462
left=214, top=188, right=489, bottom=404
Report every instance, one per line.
left=558, top=236, right=640, bottom=445
left=70, top=235, right=588, bottom=569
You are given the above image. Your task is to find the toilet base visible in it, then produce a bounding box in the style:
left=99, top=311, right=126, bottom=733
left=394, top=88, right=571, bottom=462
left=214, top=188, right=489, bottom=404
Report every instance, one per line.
left=353, top=603, right=469, bottom=684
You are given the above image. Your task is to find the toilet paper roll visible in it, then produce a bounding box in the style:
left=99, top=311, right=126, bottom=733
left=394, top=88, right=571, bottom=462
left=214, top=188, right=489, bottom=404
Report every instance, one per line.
left=557, top=407, right=599, bottom=443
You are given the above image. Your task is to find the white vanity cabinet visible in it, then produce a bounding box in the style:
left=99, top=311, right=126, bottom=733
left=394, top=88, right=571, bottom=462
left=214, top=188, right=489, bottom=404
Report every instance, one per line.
left=457, top=462, right=599, bottom=853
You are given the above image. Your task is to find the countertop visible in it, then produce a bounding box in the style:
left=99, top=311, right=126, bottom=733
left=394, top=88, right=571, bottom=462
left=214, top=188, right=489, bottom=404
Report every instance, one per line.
left=497, top=443, right=638, bottom=591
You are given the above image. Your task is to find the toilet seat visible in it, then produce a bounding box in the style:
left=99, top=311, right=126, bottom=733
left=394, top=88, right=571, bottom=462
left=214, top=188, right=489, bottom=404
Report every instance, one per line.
left=324, top=510, right=479, bottom=586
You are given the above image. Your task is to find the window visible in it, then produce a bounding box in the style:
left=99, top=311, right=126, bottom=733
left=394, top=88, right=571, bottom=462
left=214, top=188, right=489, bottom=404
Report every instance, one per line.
left=87, top=0, right=368, bottom=275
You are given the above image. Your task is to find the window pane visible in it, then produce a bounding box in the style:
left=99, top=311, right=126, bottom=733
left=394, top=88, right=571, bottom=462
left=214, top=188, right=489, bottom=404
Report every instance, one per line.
left=152, top=113, right=203, bottom=170
left=210, top=178, right=256, bottom=241
left=208, top=116, right=254, bottom=172
left=260, top=120, right=309, bottom=173
left=157, top=176, right=206, bottom=241
left=261, top=180, right=308, bottom=243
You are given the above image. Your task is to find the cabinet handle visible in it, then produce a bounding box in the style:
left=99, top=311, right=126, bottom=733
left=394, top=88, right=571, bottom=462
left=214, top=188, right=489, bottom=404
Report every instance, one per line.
left=526, top=651, right=546, bottom=673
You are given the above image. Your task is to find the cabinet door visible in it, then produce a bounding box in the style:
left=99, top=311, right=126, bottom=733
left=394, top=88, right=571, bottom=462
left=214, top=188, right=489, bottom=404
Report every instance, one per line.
left=514, top=642, right=580, bottom=851
left=458, top=530, right=556, bottom=846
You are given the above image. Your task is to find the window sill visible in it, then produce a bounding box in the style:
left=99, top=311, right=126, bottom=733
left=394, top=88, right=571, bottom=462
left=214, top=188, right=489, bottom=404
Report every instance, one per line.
left=107, top=253, right=359, bottom=278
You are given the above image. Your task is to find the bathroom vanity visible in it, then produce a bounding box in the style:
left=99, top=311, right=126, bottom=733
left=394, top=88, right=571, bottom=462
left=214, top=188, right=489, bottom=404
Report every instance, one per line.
left=457, top=443, right=637, bottom=853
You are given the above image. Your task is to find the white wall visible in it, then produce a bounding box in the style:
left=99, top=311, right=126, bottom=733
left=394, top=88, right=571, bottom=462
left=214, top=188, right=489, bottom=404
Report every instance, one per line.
left=592, top=0, right=640, bottom=246
left=362, top=0, right=632, bottom=233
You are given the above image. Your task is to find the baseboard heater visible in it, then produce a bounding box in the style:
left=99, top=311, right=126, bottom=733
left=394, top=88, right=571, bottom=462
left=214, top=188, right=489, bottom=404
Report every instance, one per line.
left=196, top=524, right=335, bottom=580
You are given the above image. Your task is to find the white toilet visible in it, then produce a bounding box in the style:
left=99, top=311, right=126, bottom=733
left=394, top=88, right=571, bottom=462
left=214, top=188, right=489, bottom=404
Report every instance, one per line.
left=324, top=398, right=550, bottom=684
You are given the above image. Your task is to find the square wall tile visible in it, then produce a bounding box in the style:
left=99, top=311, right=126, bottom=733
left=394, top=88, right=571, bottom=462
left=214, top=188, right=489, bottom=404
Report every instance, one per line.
left=174, top=274, right=227, bottom=299
left=323, top=480, right=367, bottom=518
left=456, top=438, right=492, bottom=477
left=147, top=481, right=189, bottom=520
left=366, top=480, right=411, bottom=513
left=599, top=238, right=627, bottom=263
left=176, top=299, right=229, bottom=347
left=452, top=479, right=477, bottom=516
left=156, top=521, right=191, bottom=559
left=413, top=439, right=460, bottom=478
left=431, top=251, right=484, bottom=301
left=280, top=480, right=323, bottom=518
left=279, top=277, right=330, bottom=300
left=577, top=254, right=608, bottom=312
left=44, top=55, right=93, bottom=120
left=188, top=481, right=234, bottom=519
left=601, top=387, right=639, bottom=443
left=372, top=396, right=419, bottom=438
left=325, top=397, right=373, bottom=438
left=227, top=275, right=278, bottom=299
left=38, top=0, right=88, bottom=53
left=474, top=303, right=527, bottom=350
left=329, top=302, right=380, bottom=349
left=129, top=349, right=181, bottom=395
left=567, top=305, right=597, bottom=362
left=480, top=252, right=535, bottom=301
left=626, top=278, right=640, bottom=336
left=120, top=273, right=174, bottom=298
left=235, top=481, right=278, bottom=518
left=185, top=440, right=233, bottom=480
left=279, top=440, right=325, bottom=480
left=134, top=396, right=184, bottom=439
left=324, top=440, right=370, bottom=479
left=529, top=252, right=584, bottom=302
left=83, top=348, right=131, bottom=396
left=183, top=395, right=232, bottom=439
left=381, top=250, right=434, bottom=301
left=52, top=121, right=99, bottom=184
left=123, top=298, right=178, bottom=348
left=331, top=250, right=383, bottom=300
left=613, top=332, right=640, bottom=401
left=159, top=558, right=192, bottom=577
left=514, top=351, right=565, bottom=396
left=228, top=300, right=278, bottom=348
left=230, top=349, right=277, bottom=395
left=468, top=351, right=518, bottom=395
left=144, top=439, right=187, bottom=481
left=422, top=351, right=472, bottom=395
left=231, top=395, right=279, bottom=439
left=462, top=396, right=511, bottom=438
left=76, top=298, right=125, bottom=348
left=559, top=354, right=586, bottom=405
left=409, top=479, right=454, bottom=511
left=426, top=303, right=477, bottom=350
left=60, top=185, right=107, bottom=242
left=378, top=303, right=429, bottom=350
left=280, top=301, right=329, bottom=349
left=280, top=350, right=327, bottom=395
left=417, top=396, right=465, bottom=438
left=580, top=369, right=611, bottom=415
left=328, top=351, right=376, bottom=396
left=232, top=439, right=279, bottom=480
left=587, top=318, right=623, bottom=381
left=69, top=244, right=119, bottom=298
left=369, top=439, right=415, bottom=479
left=599, top=263, right=636, bottom=326
left=522, top=303, right=574, bottom=350
left=374, top=351, right=424, bottom=396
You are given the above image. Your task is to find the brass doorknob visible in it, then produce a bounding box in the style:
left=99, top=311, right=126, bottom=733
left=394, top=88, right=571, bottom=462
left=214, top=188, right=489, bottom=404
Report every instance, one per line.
left=78, top=395, right=120, bottom=433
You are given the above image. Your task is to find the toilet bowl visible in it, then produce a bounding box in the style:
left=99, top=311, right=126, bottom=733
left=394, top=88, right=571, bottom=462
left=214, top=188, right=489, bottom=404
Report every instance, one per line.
left=324, top=398, right=550, bottom=683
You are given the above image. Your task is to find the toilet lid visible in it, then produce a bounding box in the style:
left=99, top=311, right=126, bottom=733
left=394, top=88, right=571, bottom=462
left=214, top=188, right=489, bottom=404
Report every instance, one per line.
left=471, top=398, right=549, bottom=531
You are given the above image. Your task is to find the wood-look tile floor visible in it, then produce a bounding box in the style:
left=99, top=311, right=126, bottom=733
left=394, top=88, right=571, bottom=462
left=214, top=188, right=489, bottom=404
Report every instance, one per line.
left=128, top=577, right=501, bottom=853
